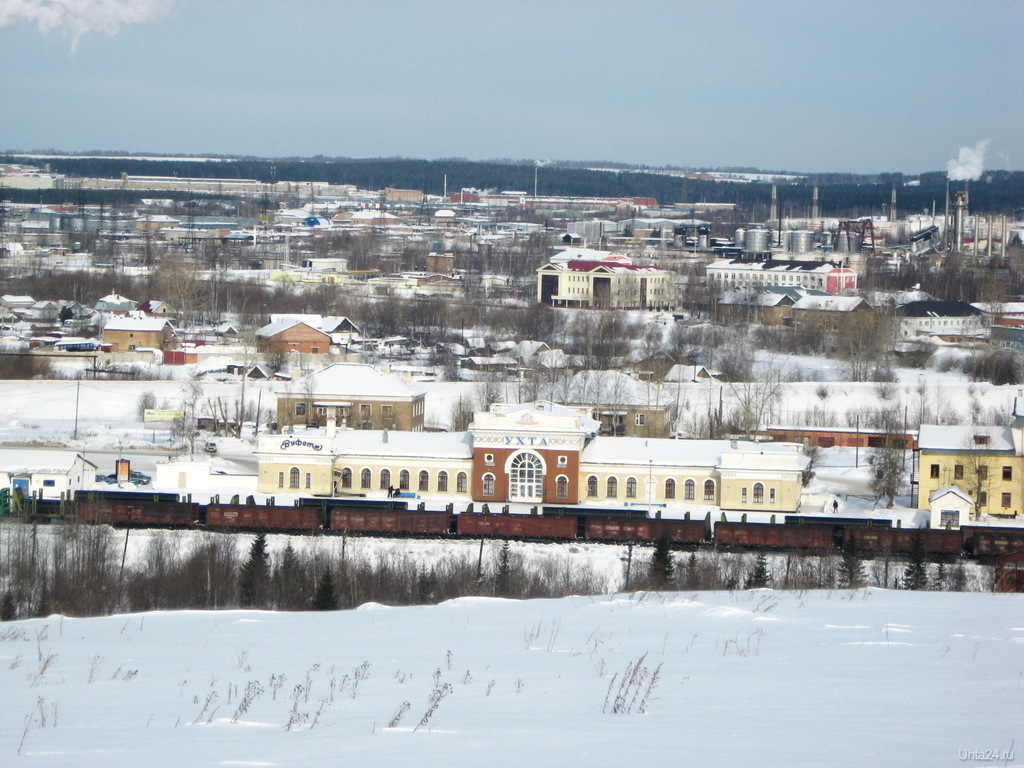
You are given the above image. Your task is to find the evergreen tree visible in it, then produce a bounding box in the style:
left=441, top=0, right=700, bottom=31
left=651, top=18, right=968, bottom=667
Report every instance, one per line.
left=744, top=552, right=771, bottom=589
left=931, top=561, right=947, bottom=591
left=273, top=542, right=309, bottom=610
left=239, top=532, right=271, bottom=608
left=902, top=534, right=928, bottom=590
left=649, top=535, right=674, bottom=587
left=312, top=569, right=338, bottom=611
left=838, top=536, right=864, bottom=589
left=494, top=541, right=513, bottom=598
left=684, top=551, right=699, bottom=590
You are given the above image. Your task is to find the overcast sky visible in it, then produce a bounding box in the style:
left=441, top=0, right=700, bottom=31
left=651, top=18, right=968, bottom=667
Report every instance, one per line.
left=1, top=0, right=1020, bottom=174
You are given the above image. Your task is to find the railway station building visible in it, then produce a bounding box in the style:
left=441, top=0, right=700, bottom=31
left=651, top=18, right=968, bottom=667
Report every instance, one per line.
left=255, top=402, right=808, bottom=514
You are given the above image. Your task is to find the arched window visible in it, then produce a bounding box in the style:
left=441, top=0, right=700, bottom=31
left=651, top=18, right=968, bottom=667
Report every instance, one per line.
left=457, top=472, right=468, bottom=493
left=703, top=480, right=715, bottom=501
left=482, top=473, right=495, bottom=496
left=753, top=482, right=764, bottom=504
left=555, top=475, right=568, bottom=499
left=399, top=470, right=410, bottom=491
left=360, top=468, right=371, bottom=489
left=587, top=475, right=598, bottom=498
left=509, top=452, right=544, bottom=501
left=607, top=477, right=618, bottom=498
left=685, top=479, right=695, bottom=500
left=437, top=471, right=448, bottom=492
left=380, top=468, right=391, bottom=490
left=419, top=470, right=430, bottom=492
left=289, top=467, right=300, bottom=488
left=665, top=478, right=676, bottom=500
left=341, top=468, right=353, bottom=489
left=626, top=477, right=637, bottom=499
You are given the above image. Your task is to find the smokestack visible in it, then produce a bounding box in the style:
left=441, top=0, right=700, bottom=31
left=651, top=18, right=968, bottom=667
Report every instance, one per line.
left=986, top=217, right=993, bottom=258
left=1002, top=216, right=1009, bottom=258
left=769, top=182, right=778, bottom=225
left=890, top=183, right=897, bottom=222
left=811, top=182, right=819, bottom=222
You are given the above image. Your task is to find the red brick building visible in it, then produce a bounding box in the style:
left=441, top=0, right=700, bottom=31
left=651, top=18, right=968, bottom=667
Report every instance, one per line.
left=256, top=319, right=332, bottom=355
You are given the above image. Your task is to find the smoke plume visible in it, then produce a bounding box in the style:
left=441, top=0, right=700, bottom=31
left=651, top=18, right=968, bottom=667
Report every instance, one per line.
left=0, top=0, right=174, bottom=51
left=946, top=139, right=990, bottom=181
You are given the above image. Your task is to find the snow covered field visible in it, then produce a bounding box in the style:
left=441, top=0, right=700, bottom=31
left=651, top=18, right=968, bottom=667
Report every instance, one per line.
left=0, top=589, right=1018, bottom=767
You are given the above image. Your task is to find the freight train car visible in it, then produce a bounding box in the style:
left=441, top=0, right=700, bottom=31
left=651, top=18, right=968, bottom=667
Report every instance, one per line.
left=846, top=527, right=963, bottom=557
left=330, top=508, right=453, bottom=536
left=961, top=526, right=1024, bottom=559
left=206, top=504, right=322, bottom=533
left=77, top=499, right=200, bottom=528
left=456, top=512, right=577, bottom=540
left=716, top=521, right=834, bottom=551
left=585, top=517, right=707, bottom=546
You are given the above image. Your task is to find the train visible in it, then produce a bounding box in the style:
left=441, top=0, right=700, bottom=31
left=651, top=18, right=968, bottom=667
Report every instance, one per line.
left=14, top=489, right=1024, bottom=561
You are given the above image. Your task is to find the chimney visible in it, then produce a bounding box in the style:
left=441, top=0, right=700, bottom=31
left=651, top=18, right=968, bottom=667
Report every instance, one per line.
left=326, top=406, right=336, bottom=438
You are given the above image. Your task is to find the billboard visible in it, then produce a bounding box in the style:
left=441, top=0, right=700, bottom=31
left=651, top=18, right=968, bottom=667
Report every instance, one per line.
left=144, top=409, right=184, bottom=423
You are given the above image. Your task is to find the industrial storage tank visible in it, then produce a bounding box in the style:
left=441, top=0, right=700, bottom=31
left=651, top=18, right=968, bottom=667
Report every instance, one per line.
left=836, top=231, right=849, bottom=253
left=697, top=226, right=710, bottom=250
left=744, top=227, right=771, bottom=253
left=788, top=230, right=814, bottom=254
left=733, top=227, right=745, bottom=248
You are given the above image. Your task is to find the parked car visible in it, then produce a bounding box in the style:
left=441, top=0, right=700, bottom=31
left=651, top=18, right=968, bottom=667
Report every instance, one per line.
left=204, top=441, right=218, bottom=455
left=95, top=474, right=117, bottom=484
left=128, top=471, right=151, bottom=486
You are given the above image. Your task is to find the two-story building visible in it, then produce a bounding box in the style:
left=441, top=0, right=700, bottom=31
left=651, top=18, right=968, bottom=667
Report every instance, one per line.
left=276, top=363, right=426, bottom=432
left=915, top=405, right=1024, bottom=525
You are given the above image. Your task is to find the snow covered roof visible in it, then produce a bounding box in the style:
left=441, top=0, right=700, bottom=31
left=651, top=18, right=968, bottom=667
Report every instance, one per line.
left=284, top=363, right=425, bottom=398
left=717, top=289, right=792, bottom=307
left=256, top=319, right=329, bottom=340
left=0, top=449, right=95, bottom=474
left=928, top=485, right=973, bottom=505
left=330, top=430, right=473, bottom=460
left=542, top=259, right=669, bottom=275
left=917, top=425, right=1016, bottom=453
left=791, top=295, right=867, bottom=312
left=709, top=259, right=843, bottom=274
left=104, top=316, right=172, bottom=333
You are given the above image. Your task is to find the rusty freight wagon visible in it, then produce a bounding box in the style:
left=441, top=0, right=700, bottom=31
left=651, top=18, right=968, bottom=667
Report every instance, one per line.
left=79, top=499, right=199, bottom=527
left=330, top=508, right=452, bottom=536
left=206, top=504, right=321, bottom=533
left=585, top=517, right=707, bottom=545
left=961, top=526, right=1024, bottom=559
left=715, top=521, right=834, bottom=551
left=456, top=512, right=577, bottom=540
left=846, top=527, right=962, bottom=557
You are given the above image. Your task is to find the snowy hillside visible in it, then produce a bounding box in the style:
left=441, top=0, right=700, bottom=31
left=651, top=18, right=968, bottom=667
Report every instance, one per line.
left=1, top=589, right=1018, bottom=767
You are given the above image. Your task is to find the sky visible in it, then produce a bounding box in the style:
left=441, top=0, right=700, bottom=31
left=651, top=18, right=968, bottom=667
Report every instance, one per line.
left=0, top=0, right=1021, bottom=175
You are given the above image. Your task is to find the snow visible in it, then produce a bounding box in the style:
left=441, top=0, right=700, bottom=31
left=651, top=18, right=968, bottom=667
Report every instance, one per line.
left=0, top=589, right=1017, bottom=766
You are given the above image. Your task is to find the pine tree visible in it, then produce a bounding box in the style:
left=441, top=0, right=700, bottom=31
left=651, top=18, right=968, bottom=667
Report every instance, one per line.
left=312, top=569, right=338, bottom=611
left=239, top=532, right=271, bottom=608
left=273, top=542, right=309, bottom=610
left=649, top=535, right=674, bottom=588
left=903, top=534, right=928, bottom=590
left=494, top=541, right=513, bottom=598
left=744, top=552, right=771, bottom=589
left=838, top=536, right=864, bottom=589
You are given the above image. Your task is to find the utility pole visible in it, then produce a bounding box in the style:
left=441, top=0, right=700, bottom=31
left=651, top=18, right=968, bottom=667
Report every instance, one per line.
left=73, top=380, right=80, bottom=440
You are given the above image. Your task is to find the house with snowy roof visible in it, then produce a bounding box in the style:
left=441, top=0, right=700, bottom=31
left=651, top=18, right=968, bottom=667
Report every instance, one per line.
left=102, top=316, right=174, bottom=352
left=275, top=363, right=426, bottom=432
left=256, top=319, right=332, bottom=355
left=0, top=449, right=97, bottom=501
left=94, top=293, right=138, bottom=314
left=896, top=300, right=984, bottom=341
left=915, top=402, right=1024, bottom=521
